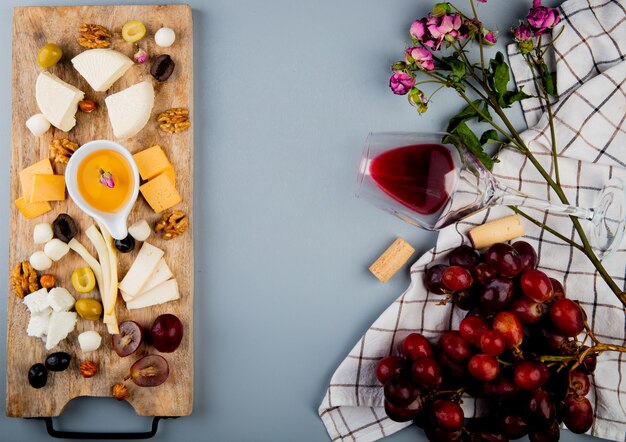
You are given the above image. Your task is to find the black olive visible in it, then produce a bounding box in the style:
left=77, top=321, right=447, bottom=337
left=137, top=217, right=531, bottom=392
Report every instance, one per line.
left=150, top=54, right=175, bottom=81
left=52, top=213, right=79, bottom=243
left=45, top=352, right=71, bottom=372
left=115, top=235, right=136, bottom=253
left=28, top=363, right=48, bottom=389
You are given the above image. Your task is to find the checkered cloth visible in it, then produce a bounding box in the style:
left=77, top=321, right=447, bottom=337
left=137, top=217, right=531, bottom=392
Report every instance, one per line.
left=319, top=0, right=626, bottom=441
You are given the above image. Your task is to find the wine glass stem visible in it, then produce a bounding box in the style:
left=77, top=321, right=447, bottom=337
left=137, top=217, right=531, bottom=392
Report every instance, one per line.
left=494, top=184, right=595, bottom=221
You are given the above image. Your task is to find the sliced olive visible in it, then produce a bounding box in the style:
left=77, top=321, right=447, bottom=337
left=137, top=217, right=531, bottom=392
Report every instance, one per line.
left=45, top=352, right=71, bottom=372
left=28, top=363, right=48, bottom=389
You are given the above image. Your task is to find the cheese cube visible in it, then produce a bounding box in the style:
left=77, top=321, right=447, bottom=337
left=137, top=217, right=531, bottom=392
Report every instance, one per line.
left=27, top=311, right=52, bottom=338
left=23, top=288, right=50, bottom=314
left=47, top=287, right=75, bottom=312
left=30, top=174, right=66, bottom=202
left=45, top=311, right=77, bottom=350
left=126, top=279, right=180, bottom=310
left=15, top=197, right=52, bottom=219
left=20, top=158, right=53, bottom=199
left=133, top=145, right=171, bottom=181
left=140, top=173, right=182, bottom=213
left=162, top=164, right=176, bottom=185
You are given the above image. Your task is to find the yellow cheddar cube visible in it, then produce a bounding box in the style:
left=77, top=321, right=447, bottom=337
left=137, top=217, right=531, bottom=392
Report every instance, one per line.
left=15, top=196, right=52, bottom=219
left=140, top=172, right=181, bottom=213
left=133, top=145, right=171, bottom=181
left=30, top=174, right=66, bottom=202
left=20, top=158, right=53, bottom=200
left=162, top=164, right=175, bottom=185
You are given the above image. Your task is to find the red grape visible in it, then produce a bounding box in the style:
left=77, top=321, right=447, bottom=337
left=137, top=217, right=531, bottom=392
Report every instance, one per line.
left=567, top=369, right=590, bottom=396
left=431, top=399, right=464, bottom=431
left=440, top=331, right=472, bottom=363
left=130, top=355, right=169, bottom=387
left=480, top=330, right=505, bottom=356
left=473, top=263, right=498, bottom=285
left=459, top=316, right=490, bottom=347
left=482, top=376, right=519, bottom=399
left=402, top=333, right=433, bottom=360
left=538, top=327, right=568, bottom=351
left=475, top=431, right=508, bottom=442
left=150, top=314, right=183, bottom=353
left=376, top=356, right=406, bottom=384
left=562, top=394, right=593, bottom=434
left=528, top=419, right=560, bottom=442
left=549, top=278, right=566, bottom=299
left=493, top=312, right=523, bottom=348
left=442, top=266, right=473, bottom=291
left=468, top=354, right=500, bottom=381
left=510, top=296, right=544, bottom=324
left=512, top=241, right=538, bottom=272
left=438, top=352, right=468, bottom=386
left=449, top=245, right=480, bottom=269
left=112, top=321, right=143, bottom=357
left=484, top=243, right=522, bottom=278
left=454, top=287, right=480, bottom=311
left=520, top=270, right=553, bottom=303
left=424, top=427, right=462, bottom=442
left=525, top=389, right=556, bottom=428
left=514, top=361, right=549, bottom=390
left=480, top=277, right=514, bottom=312
left=580, top=349, right=597, bottom=374
left=384, top=396, right=423, bottom=422
left=384, top=377, right=419, bottom=407
left=425, top=264, right=448, bottom=294
left=500, top=413, right=528, bottom=439
left=549, top=298, right=584, bottom=337
left=412, top=356, right=443, bottom=392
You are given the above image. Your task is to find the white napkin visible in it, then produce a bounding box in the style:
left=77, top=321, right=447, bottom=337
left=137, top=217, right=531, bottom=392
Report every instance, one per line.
left=319, top=0, right=626, bottom=441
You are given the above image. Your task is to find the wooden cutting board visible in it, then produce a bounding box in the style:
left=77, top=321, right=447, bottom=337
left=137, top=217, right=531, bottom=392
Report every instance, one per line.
left=7, top=5, right=193, bottom=417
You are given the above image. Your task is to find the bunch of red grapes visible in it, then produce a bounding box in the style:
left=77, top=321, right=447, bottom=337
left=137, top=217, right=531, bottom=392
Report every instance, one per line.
left=376, top=242, right=596, bottom=442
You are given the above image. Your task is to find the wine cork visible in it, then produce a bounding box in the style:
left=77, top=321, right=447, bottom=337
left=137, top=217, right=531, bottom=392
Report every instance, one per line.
left=369, top=238, right=415, bottom=283
left=469, top=215, right=525, bottom=249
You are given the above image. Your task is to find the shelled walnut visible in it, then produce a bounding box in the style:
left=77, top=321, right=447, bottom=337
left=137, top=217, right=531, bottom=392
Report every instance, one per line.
left=10, top=261, right=39, bottom=298
left=157, top=107, right=191, bottom=133
left=77, top=24, right=112, bottom=48
left=155, top=210, right=189, bottom=240
left=49, top=139, right=79, bottom=164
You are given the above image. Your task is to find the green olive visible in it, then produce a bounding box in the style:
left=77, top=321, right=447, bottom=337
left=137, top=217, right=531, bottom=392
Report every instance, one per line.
left=75, top=298, right=103, bottom=321
left=37, top=43, right=63, bottom=68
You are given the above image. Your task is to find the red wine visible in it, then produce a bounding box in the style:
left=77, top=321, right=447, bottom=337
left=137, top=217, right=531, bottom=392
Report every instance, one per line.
left=370, top=144, right=455, bottom=215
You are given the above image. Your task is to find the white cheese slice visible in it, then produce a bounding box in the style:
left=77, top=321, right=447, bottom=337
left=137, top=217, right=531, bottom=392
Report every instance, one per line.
left=126, top=279, right=179, bottom=310
left=23, top=288, right=50, bottom=314
left=45, top=311, right=77, bottom=350
left=119, top=242, right=164, bottom=297
left=47, top=287, right=75, bottom=312
left=35, top=72, right=84, bottom=132
left=27, top=310, right=52, bottom=338
left=71, top=49, right=133, bottom=92
left=122, top=258, right=173, bottom=302
left=105, top=81, right=154, bottom=139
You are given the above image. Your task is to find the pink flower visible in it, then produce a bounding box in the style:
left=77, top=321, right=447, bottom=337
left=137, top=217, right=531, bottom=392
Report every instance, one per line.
left=99, top=169, right=115, bottom=188
left=410, top=19, right=427, bottom=40
left=389, top=72, right=415, bottom=95
left=513, top=23, right=533, bottom=41
left=405, top=47, right=435, bottom=71
left=422, top=13, right=467, bottom=48
left=527, top=0, right=561, bottom=35
left=484, top=30, right=497, bottom=45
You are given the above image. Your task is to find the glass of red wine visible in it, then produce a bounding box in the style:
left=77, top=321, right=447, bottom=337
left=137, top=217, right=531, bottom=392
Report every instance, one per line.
left=356, top=132, right=626, bottom=259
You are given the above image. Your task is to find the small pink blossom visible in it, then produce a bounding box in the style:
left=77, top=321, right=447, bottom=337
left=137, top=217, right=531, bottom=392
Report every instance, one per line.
left=389, top=72, right=415, bottom=95
left=99, top=169, right=115, bottom=188
left=405, top=47, right=435, bottom=71
left=134, top=47, right=148, bottom=64
left=484, top=30, right=497, bottom=45
left=513, top=23, right=533, bottom=41
left=527, top=0, right=561, bottom=35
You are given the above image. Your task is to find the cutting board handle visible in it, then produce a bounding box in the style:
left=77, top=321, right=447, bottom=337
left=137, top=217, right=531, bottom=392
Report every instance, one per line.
left=36, top=416, right=179, bottom=439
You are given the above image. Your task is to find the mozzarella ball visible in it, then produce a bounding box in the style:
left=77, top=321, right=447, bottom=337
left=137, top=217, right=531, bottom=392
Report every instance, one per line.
left=44, top=238, right=70, bottom=261
left=26, top=114, right=51, bottom=136
left=155, top=27, right=176, bottom=47
left=33, top=223, right=54, bottom=244
left=30, top=251, right=52, bottom=271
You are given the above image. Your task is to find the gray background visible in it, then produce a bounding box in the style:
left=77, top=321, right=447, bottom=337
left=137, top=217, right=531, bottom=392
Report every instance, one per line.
left=0, top=0, right=599, bottom=441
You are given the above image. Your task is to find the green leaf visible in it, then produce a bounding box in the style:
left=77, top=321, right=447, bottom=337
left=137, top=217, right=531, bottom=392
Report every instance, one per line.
left=489, top=52, right=510, bottom=106
left=541, top=62, right=557, bottom=97
left=480, top=129, right=498, bottom=146
left=477, top=100, right=492, bottom=122
left=432, top=2, right=451, bottom=17
left=503, top=87, right=531, bottom=107
left=452, top=122, right=495, bottom=169
left=446, top=100, right=481, bottom=133
left=440, top=56, right=466, bottom=83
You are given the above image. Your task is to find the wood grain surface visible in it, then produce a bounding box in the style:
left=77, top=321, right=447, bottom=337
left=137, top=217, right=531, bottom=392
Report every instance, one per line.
left=7, top=5, right=193, bottom=417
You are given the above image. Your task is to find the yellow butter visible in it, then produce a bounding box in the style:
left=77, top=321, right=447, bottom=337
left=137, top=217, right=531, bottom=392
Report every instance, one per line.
left=15, top=196, right=52, bottom=219
left=133, top=145, right=171, bottom=181
left=20, top=158, right=53, bottom=200
left=30, top=174, right=66, bottom=202
left=140, top=172, right=181, bottom=213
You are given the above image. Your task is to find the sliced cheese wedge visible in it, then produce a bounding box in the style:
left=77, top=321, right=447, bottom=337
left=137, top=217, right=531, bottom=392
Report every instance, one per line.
left=71, top=49, right=133, bottom=92
left=105, top=81, right=154, bottom=139
left=126, top=279, right=179, bottom=310
left=121, top=258, right=173, bottom=302
left=119, top=242, right=164, bottom=298
left=35, top=72, right=84, bottom=132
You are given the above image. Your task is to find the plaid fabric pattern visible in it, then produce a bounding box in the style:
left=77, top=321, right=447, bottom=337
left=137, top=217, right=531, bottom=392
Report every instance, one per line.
left=319, top=1, right=626, bottom=441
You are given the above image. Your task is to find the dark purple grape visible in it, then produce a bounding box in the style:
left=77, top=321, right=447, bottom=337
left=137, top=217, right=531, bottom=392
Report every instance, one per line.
left=151, top=314, right=184, bottom=353
left=562, top=394, right=593, bottom=434
left=425, top=264, right=448, bottom=294
left=438, top=352, right=468, bottom=387
left=549, top=278, right=566, bottom=299
left=384, top=396, right=423, bottom=422
left=384, top=377, right=419, bottom=407
left=454, top=286, right=480, bottom=310
left=476, top=432, right=509, bottom=442
left=525, top=390, right=556, bottom=429
left=112, top=321, right=144, bottom=357
left=473, top=263, right=498, bottom=285
left=376, top=356, right=407, bottom=384
left=448, top=245, right=480, bottom=269
left=500, top=413, right=528, bottom=439
left=480, top=277, right=514, bottom=312
left=512, top=241, right=537, bottom=272
left=511, top=296, right=544, bottom=324
left=484, top=243, right=522, bottom=278
left=431, top=399, right=464, bottom=431
left=567, top=369, right=590, bottom=396
left=440, top=331, right=472, bottom=362
left=580, top=349, right=597, bottom=374
left=528, top=419, right=560, bottom=442
left=482, top=376, right=519, bottom=399
left=411, top=356, right=442, bottom=392
left=424, top=427, right=462, bottom=442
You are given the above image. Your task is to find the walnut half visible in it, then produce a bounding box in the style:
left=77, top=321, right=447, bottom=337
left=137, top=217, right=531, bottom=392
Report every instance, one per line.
left=49, top=139, right=79, bottom=164
left=157, top=108, right=191, bottom=134
left=11, top=261, right=40, bottom=298
left=155, top=210, right=189, bottom=240
left=77, top=24, right=112, bottom=49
